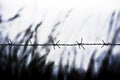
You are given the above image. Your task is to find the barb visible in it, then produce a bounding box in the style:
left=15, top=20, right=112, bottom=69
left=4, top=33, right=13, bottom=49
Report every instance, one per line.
left=76, top=38, right=85, bottom=50
left=101, top=40, right=107, bottom=48
left=51, top=40, right=61, bottom=50
left=101, top=40, right=112, bottom=48
left=0, top=38, right=120, bottom=50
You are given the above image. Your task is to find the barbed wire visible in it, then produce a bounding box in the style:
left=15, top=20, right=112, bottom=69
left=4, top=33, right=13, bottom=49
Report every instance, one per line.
left=0, top=38, right=120, bottom=50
